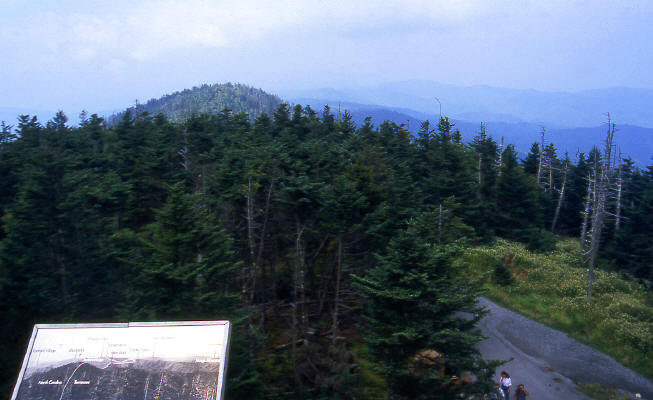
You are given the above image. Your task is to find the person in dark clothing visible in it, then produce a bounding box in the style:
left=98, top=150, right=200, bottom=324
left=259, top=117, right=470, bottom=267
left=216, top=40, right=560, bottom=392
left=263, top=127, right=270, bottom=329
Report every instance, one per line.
left=515, top=384, right=529, bottom=400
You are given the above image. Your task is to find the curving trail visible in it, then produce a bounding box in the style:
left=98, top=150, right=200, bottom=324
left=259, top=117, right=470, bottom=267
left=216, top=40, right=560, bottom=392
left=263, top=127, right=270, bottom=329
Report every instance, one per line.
left=476, top=297, right=653, bottom=400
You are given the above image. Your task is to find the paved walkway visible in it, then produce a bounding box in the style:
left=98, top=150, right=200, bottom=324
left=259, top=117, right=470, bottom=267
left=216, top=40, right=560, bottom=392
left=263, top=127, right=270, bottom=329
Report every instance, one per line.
left=476, top=297, right=653, bottom=400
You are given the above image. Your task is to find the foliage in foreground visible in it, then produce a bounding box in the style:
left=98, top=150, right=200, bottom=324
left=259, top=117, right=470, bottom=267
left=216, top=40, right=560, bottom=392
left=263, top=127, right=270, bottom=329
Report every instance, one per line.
left=354, top=212, right=498, bottom=399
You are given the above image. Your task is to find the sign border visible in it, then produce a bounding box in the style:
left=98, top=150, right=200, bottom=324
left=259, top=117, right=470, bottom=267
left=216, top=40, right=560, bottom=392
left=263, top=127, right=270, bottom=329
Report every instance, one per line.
left=11, top=320, right=231, bottom=400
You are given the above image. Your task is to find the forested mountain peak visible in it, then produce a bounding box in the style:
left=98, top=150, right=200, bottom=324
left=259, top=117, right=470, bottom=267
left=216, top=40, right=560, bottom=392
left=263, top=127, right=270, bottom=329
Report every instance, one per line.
left=110, top=82, right=282, bottom=124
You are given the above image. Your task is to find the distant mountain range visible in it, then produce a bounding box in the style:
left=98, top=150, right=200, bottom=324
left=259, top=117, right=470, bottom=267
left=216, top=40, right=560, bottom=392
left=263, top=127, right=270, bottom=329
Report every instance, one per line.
left=3, top=81, right=651, bottom=166
left=283, top=80, right=653, bottom=129
left=292, top=97, right=653, bottom=166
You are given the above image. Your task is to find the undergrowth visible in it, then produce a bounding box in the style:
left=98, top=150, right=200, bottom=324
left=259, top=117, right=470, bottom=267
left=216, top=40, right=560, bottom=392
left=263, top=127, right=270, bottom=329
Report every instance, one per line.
left=459, top=237, right=653, bottom=381
left=578, top=383, right=633, bottom=400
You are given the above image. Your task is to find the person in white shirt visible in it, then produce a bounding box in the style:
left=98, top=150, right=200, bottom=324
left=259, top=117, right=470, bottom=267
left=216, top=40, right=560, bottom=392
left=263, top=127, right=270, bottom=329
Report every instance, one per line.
left=499, top=371, right=512, bottom=400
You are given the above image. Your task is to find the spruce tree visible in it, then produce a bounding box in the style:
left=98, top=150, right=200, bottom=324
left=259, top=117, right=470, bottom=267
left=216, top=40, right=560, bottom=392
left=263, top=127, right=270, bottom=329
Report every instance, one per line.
left=522, top=142, right=540, bottom=176
left=468, top=124, right=499, bottom=239
left=354, top=212, right=494, bottom=399
left=495, top=145, right=542, bottom=239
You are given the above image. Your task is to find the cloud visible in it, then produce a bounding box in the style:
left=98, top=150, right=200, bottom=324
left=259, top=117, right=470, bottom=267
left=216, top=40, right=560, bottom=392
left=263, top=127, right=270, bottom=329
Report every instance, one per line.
left=106, top=58, right=126, bottom=74
left=2, top=0, right=652, bottom=93
left=2, top=0, right=508, bottom=64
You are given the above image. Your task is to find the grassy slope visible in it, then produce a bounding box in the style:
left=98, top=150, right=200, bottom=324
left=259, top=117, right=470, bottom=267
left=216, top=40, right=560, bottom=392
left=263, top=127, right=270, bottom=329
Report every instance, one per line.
left=578, top=383, right=633, bottom=400
left=458, top=238, right=653, bottom=381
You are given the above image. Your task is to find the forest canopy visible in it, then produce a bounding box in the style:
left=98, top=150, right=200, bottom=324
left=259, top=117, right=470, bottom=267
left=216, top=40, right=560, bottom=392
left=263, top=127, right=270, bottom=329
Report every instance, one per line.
left=0, top=103, right=651, bottom=399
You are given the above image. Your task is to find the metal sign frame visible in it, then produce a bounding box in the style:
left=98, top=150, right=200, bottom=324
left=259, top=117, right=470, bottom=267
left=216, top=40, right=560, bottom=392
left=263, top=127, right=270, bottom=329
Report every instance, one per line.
left=11, top=320, right=231, bottom=400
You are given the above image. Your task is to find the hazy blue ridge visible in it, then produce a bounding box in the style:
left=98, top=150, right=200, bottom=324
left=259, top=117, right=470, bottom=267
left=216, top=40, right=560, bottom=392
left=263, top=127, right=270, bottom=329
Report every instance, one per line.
left=284, top=80, right=653, bottom=129
left=293, top=97, right=653, bottom=166
left=3, top=81, right=651, bottom=166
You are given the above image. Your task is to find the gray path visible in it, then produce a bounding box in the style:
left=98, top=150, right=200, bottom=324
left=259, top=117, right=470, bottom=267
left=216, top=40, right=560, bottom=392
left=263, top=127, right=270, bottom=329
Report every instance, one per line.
left=476, top=297, right=653, bottom=400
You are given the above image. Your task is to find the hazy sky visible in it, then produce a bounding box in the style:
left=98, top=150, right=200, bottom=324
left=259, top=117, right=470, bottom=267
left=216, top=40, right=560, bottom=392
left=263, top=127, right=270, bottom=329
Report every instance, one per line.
left=2, top=0, right=652, bottom=113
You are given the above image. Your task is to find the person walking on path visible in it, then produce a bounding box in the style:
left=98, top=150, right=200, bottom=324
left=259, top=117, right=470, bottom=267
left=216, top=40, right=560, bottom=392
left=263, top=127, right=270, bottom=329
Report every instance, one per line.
left=495, top=383, right=505, bottom=400
left=500, top=371, right=513, bottom=400
left=515, top=384, right=529, bottom=400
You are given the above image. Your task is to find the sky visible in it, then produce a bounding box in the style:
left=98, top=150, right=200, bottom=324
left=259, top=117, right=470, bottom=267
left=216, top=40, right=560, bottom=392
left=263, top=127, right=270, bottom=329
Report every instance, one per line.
left=1, top=0, right=652, bottom=115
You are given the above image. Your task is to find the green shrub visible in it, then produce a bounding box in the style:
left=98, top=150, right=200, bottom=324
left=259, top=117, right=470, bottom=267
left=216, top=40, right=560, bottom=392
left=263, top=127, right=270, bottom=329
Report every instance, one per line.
left=526, top=228, right=557, bottom=252
left=493, top=258, right=514, bottom=285
left=578, top=383, right=631, bottom=400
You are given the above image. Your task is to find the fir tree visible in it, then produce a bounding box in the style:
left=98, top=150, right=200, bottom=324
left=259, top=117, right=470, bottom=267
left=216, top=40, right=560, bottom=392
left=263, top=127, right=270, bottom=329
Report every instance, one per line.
left=495, top=145, right=542, bottom=239
left=353, top=212, right=494, bottom=399
left=522, top=142, right=540, bottom=176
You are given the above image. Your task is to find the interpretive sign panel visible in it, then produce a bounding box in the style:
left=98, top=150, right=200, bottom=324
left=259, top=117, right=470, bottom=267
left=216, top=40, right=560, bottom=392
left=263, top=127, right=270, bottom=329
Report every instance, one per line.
left=11, top=321, right=231, bottom=400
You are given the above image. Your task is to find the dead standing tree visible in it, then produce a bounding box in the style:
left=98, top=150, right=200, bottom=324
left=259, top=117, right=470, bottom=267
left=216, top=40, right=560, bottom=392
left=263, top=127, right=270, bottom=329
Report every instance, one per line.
left=614, top=148, right=623, bottom=231
left=292, top=220, right=306, bottom=393
left=498, top=136, right=504, bottom=176
left=582, top=115, right=616, bottom=299
left=544, top=143, right=558, bottom=193
left=536, top=127, right=546, bottom=186
left=550, top=157, right=569, bottom=232
left=580, top=154, right=597, bottom=250
left=477, top=122, right=486, bottom=186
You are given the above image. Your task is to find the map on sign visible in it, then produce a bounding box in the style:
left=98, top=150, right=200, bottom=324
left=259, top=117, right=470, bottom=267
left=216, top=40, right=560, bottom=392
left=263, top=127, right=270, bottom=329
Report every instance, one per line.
left=11, top=321, right=231, bottom=400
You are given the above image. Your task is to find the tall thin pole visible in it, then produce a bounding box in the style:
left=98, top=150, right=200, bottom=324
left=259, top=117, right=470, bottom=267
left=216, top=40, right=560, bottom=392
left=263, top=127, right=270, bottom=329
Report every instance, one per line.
left=434, top=97, right=442, bottom=120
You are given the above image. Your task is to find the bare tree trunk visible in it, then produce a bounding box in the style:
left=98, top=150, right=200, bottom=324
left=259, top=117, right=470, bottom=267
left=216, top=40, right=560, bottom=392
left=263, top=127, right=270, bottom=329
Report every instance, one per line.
left=291, top=302, right=300, bottom=392
left=195, top=253, right=204, bottom=301
left=477, top=123, right=485, bottom=186
left=295, top=220, right=306, bottom=330
left=437, top=203, right=443, bottom=245
left=537, top=128, right=545, bottom=186
left=586, top=118, right=615, bottom=299
left=548, top=155, right=554, bottom=193
left=586, top=220, right=602, bottom=299
left=246, top=178, right=256, bottom=262
left=54, top=229, right=70, bottom=308
left=312, top=234, right=331, bottom=316
left=580, top=167, right=595, bottom=251
left=587, top=175, right=605, bottom=300
left=256, top=182, right=273, bottom=267
left=256, top=182, right=273, bottom=325
left=582, top=171, right=597, bottom=281
left=292, top=221, right=306, bottom=393
left=245, top=177, right=256, bottom=304
left=551, top=161, right=568, bottom=232
left=615, top=149, right=623, bottom=231
left=332, top=236, right=343, bottom=345
left=498, top=136, right=504, bottom=176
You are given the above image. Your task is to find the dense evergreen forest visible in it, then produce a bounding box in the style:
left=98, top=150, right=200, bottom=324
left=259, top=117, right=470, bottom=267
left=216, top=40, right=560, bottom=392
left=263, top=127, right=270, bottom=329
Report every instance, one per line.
left=0, top=102, right=651, bottom=399
left=109, top=83, right=282, bottom=124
